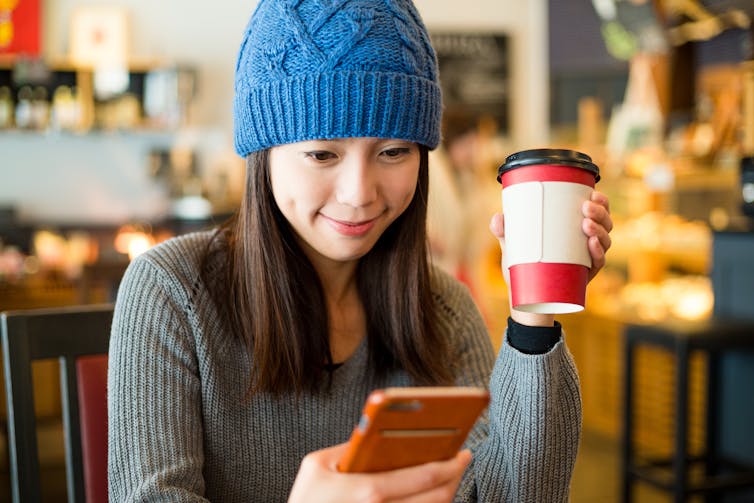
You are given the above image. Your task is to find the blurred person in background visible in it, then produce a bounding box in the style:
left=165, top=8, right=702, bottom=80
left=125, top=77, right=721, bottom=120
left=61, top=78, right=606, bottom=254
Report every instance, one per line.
left=428, top=109, right=505, bottom=301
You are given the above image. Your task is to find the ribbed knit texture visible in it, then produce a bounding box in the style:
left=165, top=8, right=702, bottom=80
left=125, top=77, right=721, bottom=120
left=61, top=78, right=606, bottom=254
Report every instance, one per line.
left=233, top=0, right=443, bottom=156
left=107, top=231, right=582, bottom=502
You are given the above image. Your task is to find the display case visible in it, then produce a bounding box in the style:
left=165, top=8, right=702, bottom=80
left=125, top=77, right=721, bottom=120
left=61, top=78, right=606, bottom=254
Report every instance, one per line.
left=0, top=59, right=196, bottom=133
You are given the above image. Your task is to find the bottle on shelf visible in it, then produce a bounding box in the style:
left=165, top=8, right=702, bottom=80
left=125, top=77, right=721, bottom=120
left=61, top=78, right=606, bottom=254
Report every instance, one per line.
left=14, top=85, right=33, bottom=129
left=30, top=86, right=50, bottom=130
left=50, top=85, right=81, bottom=131
left=0, top=86, right=13, bottom=129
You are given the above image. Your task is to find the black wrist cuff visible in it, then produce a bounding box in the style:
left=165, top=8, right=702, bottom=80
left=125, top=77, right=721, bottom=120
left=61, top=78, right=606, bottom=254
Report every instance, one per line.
left=506, top=317, right=562, bottom=355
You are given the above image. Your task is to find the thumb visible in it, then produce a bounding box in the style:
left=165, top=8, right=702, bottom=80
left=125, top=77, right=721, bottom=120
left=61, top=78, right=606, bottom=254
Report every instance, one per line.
left=489, top=213, right=505, bottom=243
left=489, top=213, right=511, bottom=284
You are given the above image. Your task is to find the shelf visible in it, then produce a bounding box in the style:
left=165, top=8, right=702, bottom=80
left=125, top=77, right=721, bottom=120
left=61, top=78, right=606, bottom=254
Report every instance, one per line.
left=0, top=57, right=167, bottom=72
left=0, top=127, right=178, bottom=138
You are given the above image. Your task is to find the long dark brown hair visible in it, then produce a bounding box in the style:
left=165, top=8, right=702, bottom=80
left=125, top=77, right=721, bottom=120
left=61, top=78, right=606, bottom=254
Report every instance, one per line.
left=203, top=145, right=452, bottom=395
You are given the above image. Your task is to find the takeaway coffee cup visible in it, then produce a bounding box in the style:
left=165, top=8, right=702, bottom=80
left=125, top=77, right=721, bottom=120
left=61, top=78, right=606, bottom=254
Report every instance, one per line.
left=497, top=149, right=600, bottom=314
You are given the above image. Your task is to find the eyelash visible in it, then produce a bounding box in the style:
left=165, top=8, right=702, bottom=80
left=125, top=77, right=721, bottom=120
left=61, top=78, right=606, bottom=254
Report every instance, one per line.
left=381, top=147, right=411, bottom=158
left=305, top=151, right=336, bottom=161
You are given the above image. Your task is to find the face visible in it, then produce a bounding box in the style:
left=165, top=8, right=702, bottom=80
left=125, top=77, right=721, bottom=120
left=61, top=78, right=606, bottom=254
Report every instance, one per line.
left=268, top=137, right=420, bottom=268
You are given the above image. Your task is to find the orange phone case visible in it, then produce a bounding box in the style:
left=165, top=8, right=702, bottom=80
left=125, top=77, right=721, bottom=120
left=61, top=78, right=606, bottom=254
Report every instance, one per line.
left=337, top=386, right=490, bottom=473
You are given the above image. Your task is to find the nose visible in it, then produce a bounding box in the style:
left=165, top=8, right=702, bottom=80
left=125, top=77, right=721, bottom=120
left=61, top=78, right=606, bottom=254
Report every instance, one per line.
left=335, top=156, right=378, bottom=208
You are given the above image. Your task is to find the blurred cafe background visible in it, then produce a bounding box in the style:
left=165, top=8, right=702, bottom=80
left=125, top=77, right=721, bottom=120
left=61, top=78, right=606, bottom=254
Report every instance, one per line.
left=2, top=0, right=754, bottom=501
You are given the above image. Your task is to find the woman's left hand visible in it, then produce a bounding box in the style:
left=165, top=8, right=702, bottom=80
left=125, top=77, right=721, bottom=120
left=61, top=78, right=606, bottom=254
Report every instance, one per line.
left=489, top=190, right=613, bottom=283
left=489, top=190, right=613, bottom=327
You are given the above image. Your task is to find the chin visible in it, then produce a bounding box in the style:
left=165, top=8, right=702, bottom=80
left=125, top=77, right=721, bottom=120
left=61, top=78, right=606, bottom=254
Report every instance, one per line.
left=328, top=250, right=370, bottom=263
left=320, top=242, right=375, bottom=263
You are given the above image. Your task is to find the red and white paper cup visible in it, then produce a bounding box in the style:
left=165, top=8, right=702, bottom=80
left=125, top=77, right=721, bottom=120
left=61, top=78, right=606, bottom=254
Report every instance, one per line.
left=497, top=149, right=600, bottom=314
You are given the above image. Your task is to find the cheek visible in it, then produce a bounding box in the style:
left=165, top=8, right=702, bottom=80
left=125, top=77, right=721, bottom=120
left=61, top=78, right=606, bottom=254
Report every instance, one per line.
left=271, top=172, right=330, bottom=214
left=396, top=186, right=417, bottom=209
left=387, top=169, right=419, bottom=208
left=269, top=174, right=290, bottom=213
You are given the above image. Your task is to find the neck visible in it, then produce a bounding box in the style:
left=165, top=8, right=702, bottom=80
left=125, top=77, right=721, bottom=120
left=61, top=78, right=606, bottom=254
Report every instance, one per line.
left=312, top=261, right=366, bottom=363
left=308, top=254, right=359, bottom=305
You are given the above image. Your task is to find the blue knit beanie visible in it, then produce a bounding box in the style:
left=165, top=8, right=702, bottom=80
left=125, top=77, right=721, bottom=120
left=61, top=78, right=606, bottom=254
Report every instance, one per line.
left=233, top=0, right=442, bottom=156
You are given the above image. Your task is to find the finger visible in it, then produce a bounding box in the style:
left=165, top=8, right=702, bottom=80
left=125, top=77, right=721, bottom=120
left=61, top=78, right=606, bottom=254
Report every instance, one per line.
left=591, top=190, right=610, bottom=214
left=582, top=218, right=612, bottom=253
left=389, top=475, right=464, bottom=503
left=488, top=213, right=505, bottom=240
left=322, top=443, right=350, bottom=471
left=369, top=450, right=471, bottom=500
left=582, top=199, right=613, bottom=233
left=489, top=214, right=509, bottom=271
left=587, top=235, right=606, bottom=280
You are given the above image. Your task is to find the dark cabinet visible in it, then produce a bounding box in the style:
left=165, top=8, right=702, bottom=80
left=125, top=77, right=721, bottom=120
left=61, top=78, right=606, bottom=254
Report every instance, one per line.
left=712, top=231, right=754, bottom=502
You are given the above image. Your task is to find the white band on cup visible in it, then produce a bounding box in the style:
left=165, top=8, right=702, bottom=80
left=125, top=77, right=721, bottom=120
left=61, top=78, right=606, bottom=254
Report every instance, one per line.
left=502, top=181, right=593, bottom=268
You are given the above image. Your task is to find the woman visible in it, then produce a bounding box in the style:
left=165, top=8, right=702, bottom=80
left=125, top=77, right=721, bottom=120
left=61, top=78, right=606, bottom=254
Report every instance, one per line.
left=108, top=1, right=613, bottom=501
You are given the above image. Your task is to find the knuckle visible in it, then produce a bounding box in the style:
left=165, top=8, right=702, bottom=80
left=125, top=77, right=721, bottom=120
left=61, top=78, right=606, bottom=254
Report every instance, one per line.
left=299, top=452, right=318, bottom=470
left=439, top=485, right=457, bottom=500
left=419, top=469, right=441, bottom=489
left=358, top=485, right=386, bottom=503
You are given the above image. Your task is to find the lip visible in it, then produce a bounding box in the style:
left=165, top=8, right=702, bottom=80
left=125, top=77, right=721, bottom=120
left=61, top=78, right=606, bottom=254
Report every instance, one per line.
left=322, top=214, right=379, bottom=237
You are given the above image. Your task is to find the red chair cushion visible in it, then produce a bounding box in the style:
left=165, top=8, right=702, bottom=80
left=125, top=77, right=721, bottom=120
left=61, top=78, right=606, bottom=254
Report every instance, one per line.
left=76, top=354, right=108, bottom=503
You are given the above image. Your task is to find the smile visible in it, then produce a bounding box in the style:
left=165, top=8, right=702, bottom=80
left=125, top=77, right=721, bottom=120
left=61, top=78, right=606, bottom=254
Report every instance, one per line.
left=322, top=215, right=380, bottom=237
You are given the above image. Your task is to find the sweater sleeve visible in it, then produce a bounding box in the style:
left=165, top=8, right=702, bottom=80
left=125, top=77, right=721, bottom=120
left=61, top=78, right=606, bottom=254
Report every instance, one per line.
left=107, top=254, right=209, bottom=502
left=466, top=334, right=582, bottom=502
left=444, top=284, right=581, bottom=502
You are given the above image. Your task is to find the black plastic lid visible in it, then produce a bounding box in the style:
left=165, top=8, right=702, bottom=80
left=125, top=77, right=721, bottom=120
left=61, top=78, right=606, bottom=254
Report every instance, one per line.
left=497, top=148, right=600, bottom=183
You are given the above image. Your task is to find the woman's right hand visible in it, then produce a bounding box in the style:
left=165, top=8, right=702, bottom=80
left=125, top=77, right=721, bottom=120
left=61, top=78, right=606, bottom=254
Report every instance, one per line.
left=288, top=443, right=472, bottom=503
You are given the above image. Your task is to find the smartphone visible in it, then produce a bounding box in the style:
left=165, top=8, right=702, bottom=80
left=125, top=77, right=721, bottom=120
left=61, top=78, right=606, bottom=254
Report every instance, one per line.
left=337, top=386, right=490, bottom=473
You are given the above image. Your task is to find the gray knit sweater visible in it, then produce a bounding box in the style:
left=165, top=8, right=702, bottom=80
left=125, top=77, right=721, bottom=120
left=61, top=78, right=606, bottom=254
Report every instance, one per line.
left=107, top=231, right=581, bottom=502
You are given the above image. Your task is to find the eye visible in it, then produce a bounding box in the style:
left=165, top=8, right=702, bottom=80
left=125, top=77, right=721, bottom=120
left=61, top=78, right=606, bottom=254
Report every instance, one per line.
left=304, top=151, right=337, bottom=162
left=380, top=147, right=412, bottom=159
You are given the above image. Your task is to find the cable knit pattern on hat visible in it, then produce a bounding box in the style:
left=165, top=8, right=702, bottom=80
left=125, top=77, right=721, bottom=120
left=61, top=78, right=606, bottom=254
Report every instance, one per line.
left=233, top=0, right=443, bottom=156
